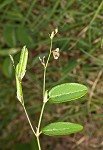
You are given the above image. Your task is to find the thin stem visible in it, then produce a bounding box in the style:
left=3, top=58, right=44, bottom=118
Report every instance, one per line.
left=23, top=104, right=36, bottom=136
left=38, top=39, right=53, bottom=129
left=36, top=38, right=53, bottom=150
left=37, top=136, right=41, bottom=150
left=37, top=38, right=53, bottom=131
left=43, top=67, right=46, bottom=97
left=36, top=103, right=46, bottom=150
left=37, top=102, right=46, bottom=132
left=43, top=39, right=53, bottom=97
left=45, top=39, right=53, bottom=68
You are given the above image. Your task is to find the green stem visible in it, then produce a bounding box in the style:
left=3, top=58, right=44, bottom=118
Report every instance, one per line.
left=23, top=104, right=36, bottom=136
left=37, top=38, right=53, bottom=131
left=37, top=136, right=41, bottom=150
left=36, top=101, right=46, bottom=150
left=43, top=39, right=53, bottom=97
left=38, top=39, right=53, bottom=130
left=45, top=39, right=53, bottom=68
left=37, top=102, right=46, bottom=132
left=43, top=67, right=46, bottom=98
left=36, top=38, right=53, bottom=150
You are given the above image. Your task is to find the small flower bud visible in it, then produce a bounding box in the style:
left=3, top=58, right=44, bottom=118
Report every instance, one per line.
left=55, top=28, right=58, bottom=34
left=50, top=31, right=55, bottom=39
left=39, top=56, right=45, bottom=66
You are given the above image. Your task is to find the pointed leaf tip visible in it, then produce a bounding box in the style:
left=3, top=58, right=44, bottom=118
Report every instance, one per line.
left=15, top=46, right=28, bottom=103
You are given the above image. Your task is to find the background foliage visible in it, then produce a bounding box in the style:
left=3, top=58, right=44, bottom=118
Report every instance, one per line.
left=0, top=0, right=103, bottom=149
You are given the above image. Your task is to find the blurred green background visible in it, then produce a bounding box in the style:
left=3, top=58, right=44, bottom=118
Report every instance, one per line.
left=0, top=0, right=103, bottom=150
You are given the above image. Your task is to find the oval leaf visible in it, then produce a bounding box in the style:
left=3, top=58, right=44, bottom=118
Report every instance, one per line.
left=49, top=83, right=88, bottom=103
left=42, top=122, right=83, bottom=136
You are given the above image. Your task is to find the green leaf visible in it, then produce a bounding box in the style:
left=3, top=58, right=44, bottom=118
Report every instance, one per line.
left=3, top=26, right=16, bottom=47
left=15, top=46, right=28, bottom=103
left=17, top=26, right=34, bottom=48
left=16, top=46, right=28, bottom=80
left=2, top=57, right=13, bottom=78
left=0, top=48, right=19, bottom=56
left=42, top=122, right=83, bottom=136
left=16, top=75, right=23, bottom=103
left=49, top=83, right=88, bottom=103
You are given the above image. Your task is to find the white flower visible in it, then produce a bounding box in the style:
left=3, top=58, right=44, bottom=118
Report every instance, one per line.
left=52, top=48, right=60, bottom=60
